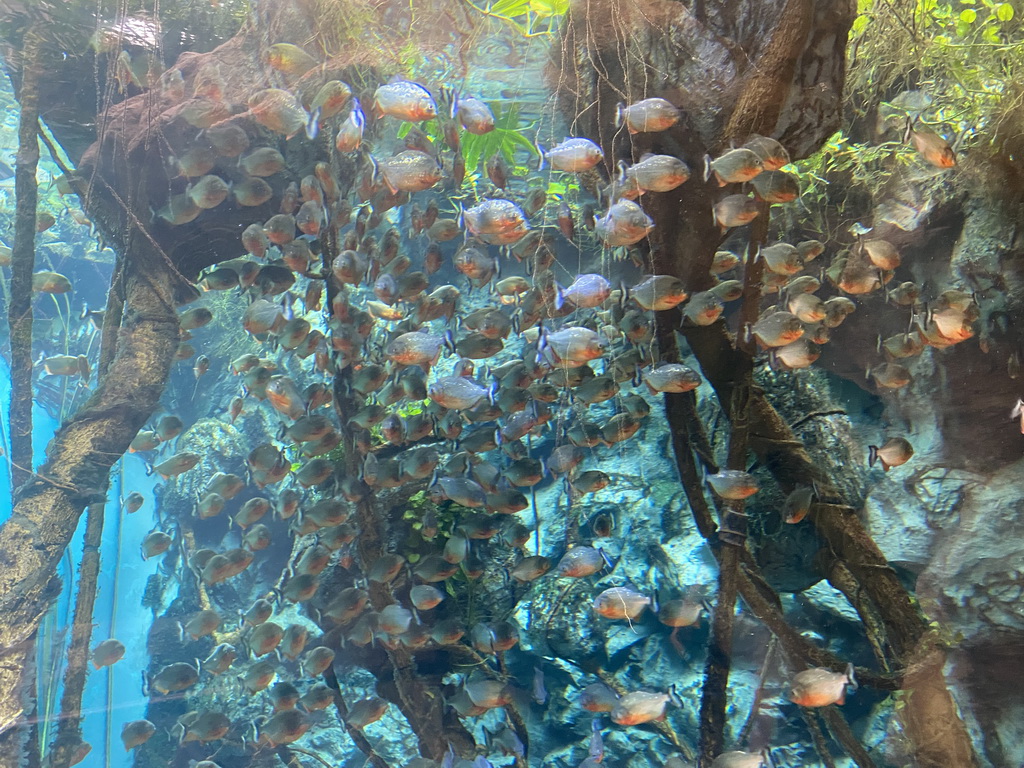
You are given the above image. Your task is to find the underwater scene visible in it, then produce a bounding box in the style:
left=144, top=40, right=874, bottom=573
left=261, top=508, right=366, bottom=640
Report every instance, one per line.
left=0, top=0, right=1023, bottom=766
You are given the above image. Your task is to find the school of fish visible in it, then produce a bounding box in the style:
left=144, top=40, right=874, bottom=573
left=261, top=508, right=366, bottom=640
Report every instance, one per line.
left=30, top=37, right=984, bottom=768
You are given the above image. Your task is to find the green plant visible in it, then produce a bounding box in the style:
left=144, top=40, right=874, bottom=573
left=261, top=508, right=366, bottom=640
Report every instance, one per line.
left=461, top=102, right=538, bottom=178
left=461, top=0, right=569, bottom=37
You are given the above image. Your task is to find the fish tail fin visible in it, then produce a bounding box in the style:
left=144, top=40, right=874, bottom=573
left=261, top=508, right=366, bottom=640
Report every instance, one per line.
left=700, top=596, right=714, bottom=618
left=554, top=283, right=565, bottom=311
left=305, top=107, right=321, bottom=141
left=536, top=142, right=546, bottom=172
left=614, top=102, right=625, bottom=128
left=868, top=445, right=878, bottom=468
left=847, top=662, right=858, bottom=691
left=703, top=154, right=712, bottom=183
left=669, top=683, right=682, bottom=707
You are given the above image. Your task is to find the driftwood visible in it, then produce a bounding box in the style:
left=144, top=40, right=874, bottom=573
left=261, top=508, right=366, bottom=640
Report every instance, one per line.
left=8, top=26, right=41, bottom=495
left=0, top=238, right=182, bottom=766
left=45, top=502, right=104, bottom=768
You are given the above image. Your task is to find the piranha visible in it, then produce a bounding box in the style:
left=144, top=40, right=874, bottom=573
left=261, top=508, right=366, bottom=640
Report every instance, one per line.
left=579, top=683, right=620, bottom=712
left=619, top=153, right=690, bottom=194
left=1012, top=398, right=1024, bottom=434
left=309, top=80, right=352, bottom=120
left=176, top=710, right=230, bottom=744
left=428, top=375, right=494, bottom=411
left=711, top=751, right=770, bottom=768
left=556, top=273, right=612, bottom=310
left=760, top=243, right=803, bottom=276
left=150, top=661, right=200, bottom=694
left=32, top=271, right=73, bottom=294
left=540, top=137, right=604, bottom=172
left=594, top=200, right=654, bottom=247
left=615, top=97, right=681, bottom=134
left=202, top=643, right=237, bottom=676
left=120, top=720, right=156, bottom=751
left=376, top=150, right=442, bottom=194
left=705, top=147, right=763, bottom=185
left=868, top=436, right=914, bottom=471
left=782, top=486, right=815, bottom=524
left=751, top=311, right=804, bottom=348
left=242, top=660, right=277, bottom=693
left=259, top=709, right=311, bottom=746
left=743, top=134, right=791, bottom=170
left=372, top=80, right=437, bottom=121
left=869, top=362, right=912, bottom=389
left=91, top=638, right=125, bottom=669
left=265, top=42, right=318, bottom=76
left=857, top=240, right=900, bottom=272
left=301, top=646, right=335, bottom=677
left=706, top=469, right=759, bottom=500
left=462, top=198, right=528, bottom=237
left=789, top=664, right=857, bottom=707
left=336, top=99, right=366, bottom=152
left=713, top=194, right=760, bottom=228
left=241, top=147, right=286, bottom=177
left=751, top=170, right=799, bottom=203
left=454, top=94, right=496, bottom=134
left=346, top=696, right=389, bottom=728
left=247, top=88, right=309, bottom=138
left=611, top=688, right=681, bottom=725
left=643, top=363, right=701, bottom=394
left=909, top=126, right=956, bottom=169
left=593, top=586, right=651, bottom=620
left=187, top=174, right=229, bottom=209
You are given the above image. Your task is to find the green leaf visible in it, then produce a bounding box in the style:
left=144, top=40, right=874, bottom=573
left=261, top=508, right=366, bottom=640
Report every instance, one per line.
left=959, top=8, right=977, bottom=21
left=489, top=0, right=530, bottom=16
left=507, top=130, right=540, bottom=155
left=529, top=0, right=569, bottom=17
left=982, top=22, right=1002, bottom=41
left=996, top=1, right=1014, bottom=20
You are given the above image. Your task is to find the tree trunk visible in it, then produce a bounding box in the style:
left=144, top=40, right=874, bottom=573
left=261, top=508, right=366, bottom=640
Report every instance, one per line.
left=0, top=242, right=180, bottom=765
left=46, top=502, right=104, bottom=768
left=7, top=26, right=41, bottom=495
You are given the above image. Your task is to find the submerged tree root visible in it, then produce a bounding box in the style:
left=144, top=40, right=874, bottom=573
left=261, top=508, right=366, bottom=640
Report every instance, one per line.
left=0, top=245, right=181, bottom=768
left=45, top=502, right=105, bottom=768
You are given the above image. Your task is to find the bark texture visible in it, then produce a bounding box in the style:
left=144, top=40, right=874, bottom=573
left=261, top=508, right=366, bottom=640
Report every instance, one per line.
left=46, top=503, right=104, bottom=768
left=0, top=245, right=180, bottom=762
left=7, top=27, right=41, bottom=495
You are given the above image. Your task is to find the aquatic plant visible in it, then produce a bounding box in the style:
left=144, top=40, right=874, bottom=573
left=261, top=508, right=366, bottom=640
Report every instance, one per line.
left=461, top=101, right=539, bottom=178
left=462, top=0, right=570, bottom=37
